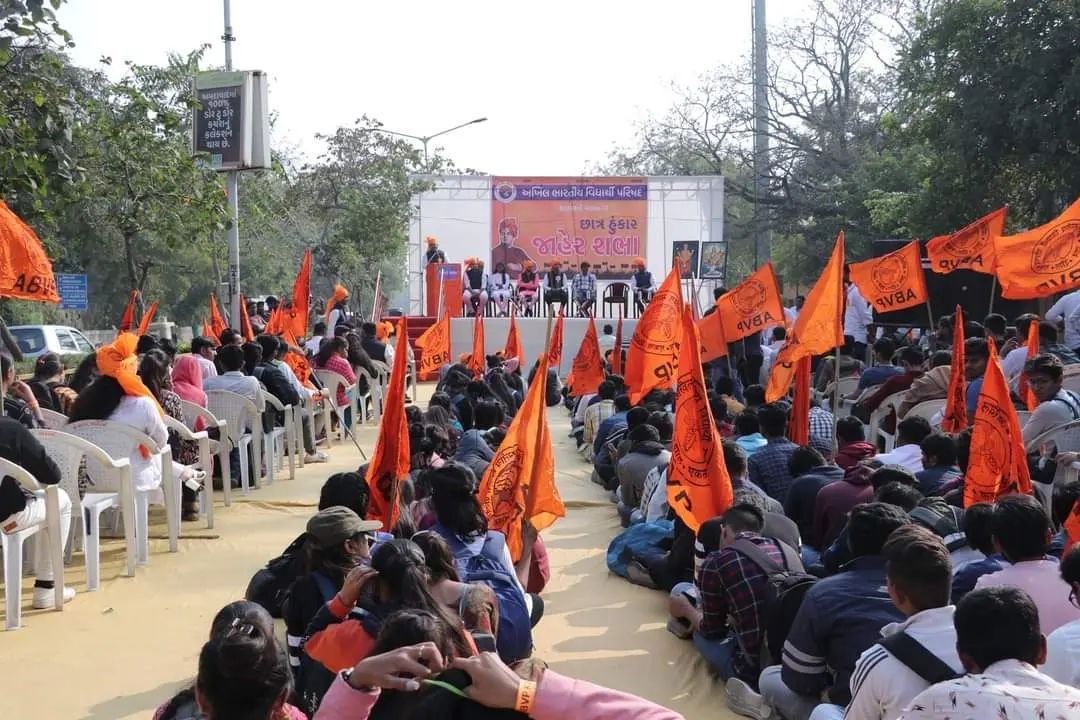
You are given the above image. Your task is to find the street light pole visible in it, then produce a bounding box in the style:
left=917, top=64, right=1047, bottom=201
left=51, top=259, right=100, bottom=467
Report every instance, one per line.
left=222, top=0, right=242, bottom=326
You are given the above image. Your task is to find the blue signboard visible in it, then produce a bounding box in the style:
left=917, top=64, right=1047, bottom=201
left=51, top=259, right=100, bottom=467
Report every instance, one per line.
left=56, top=273, right=88, bottom=311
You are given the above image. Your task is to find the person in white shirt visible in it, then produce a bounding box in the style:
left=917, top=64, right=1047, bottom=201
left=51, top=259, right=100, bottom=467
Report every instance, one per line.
left=598, top=324, right=617, bottom=354
left=898, top=586, right=1080, bottom=720
left=203, top=344, right=266, bottom=413
left=872, top=417, right=932, bottom=473
left=1042, top=545, right=1080, bottom=688
left=844, top=271, right=874, bottom=360
left=488, top=262, right=514, bottom=317
left=304, top=321, right=327, bottom=355
left=1001, top=313, right=1041, bottom=388
left=190, top=336, right=218, bottom=379
left=1046, top=289, right=1080, bottom=351
left=810, top=525, right=962, bottom=720
left=1021, top=354, right=1080, bottom=484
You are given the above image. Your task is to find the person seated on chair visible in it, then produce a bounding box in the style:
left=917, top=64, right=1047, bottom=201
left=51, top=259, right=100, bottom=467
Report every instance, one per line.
left=1022, top=354, right=1080, bottom=485
left=313, top=337, right=358, bottom=427
left=204, top=344, right=266, bottom=410
left=544, top=260, right=569, bottom=312
left=516, top=260, right=540, bottom=316
left=572, top=261, right=597, bottom=317
left=630, top=257, right=655, bottom=314
left=488, top=261, right=514, bottom=317
left=461, top=257, right=488, bottom=317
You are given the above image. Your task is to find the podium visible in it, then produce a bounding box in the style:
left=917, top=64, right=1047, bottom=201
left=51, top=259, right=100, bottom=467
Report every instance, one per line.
left=426, top=263, right=463, bottom=318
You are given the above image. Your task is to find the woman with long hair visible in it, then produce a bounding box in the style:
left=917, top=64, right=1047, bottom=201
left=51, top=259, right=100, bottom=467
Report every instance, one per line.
left=170, top=354, right=207, bottom=411
left=412, top=530, right=499, bottom=639
left=68, top=352, right=99, bottom=393
left=314, top=337, right=357, bottom=424
left=516, top=260, right=540, bottom=316
left=29, top=351, right=76, bottom=414
left=153, top=600, right=306, bottom=720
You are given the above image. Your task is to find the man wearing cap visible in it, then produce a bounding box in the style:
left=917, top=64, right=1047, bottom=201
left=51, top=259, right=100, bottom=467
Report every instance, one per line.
left=424, top=236, right=446, bottom=265
left=630, top=257, right=655, bottom=315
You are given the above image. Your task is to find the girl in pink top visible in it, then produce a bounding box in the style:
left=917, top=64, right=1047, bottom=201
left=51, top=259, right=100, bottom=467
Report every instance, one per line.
left=315, top=337, right=358, bottom=409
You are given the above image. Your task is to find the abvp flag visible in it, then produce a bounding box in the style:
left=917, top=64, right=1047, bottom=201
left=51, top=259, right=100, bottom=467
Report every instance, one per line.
left=468, top=312, right=486, bottom=378
left=504, top=308, right=523, bottom=367
left=209, top=293, right=228, bottom=339
left=766, top=231, right=846, bottom=402
left=964, top=339, right=1032, bottom=507
left=697, top=310, right=728, bottom=364
left=548, top=310, right=565, bottom=367
left=714, top=262, right=785, bottom=342
left=478, top=350, right=563, bottom=561
left=365, top=319, right=412, bottom=531
left=995, top=197, right=1080, bottom=299
left=926, top=206, right=1006, bottom=275
left=625, top=266, right=684, bottom=404
left=941, top=305, right=968, bottom=432
left=848, top=240, right=928, bottom=313
left=0, top=199, right=59, bottom=303
left=667, top=306, right=734, bottom=532
left=415, top=314, right=450, bottom=380
left=566, top=316, right=605, bottom=396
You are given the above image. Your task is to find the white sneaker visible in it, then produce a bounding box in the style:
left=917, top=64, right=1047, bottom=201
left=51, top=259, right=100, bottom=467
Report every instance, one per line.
left=725, top=677, right=775, bottom=720
left=304, top=451, right=329, bottom=464
left=32, top=585, right=76, bottom=609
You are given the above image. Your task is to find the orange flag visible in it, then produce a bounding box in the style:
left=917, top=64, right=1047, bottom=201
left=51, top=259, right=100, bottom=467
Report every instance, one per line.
left=468, top=312, right=486, bottom=378
left=365, top=318, right=412, bottom=531
left=0, top=199, right=60, bottom=303
left=847, top=240, right=928, bottom=314
left=964, top=339, right=1032, bottom=507
left=714, top=262, right=785, bottom=342
left=289, top=249, right=312, bottom=338
left=135, top=301, right=159, bottom=337
left=566, top=316, right=606, bottom=396
left=767, top=232, right=846, bottom=402
left=200, top=319, right=220, bottom=345
left=238, top=294, right=255, bottom=341
left=927, top=206, right=1006, bottom=275
left=504, top=308, right=523, bottom=367
left=941, top=305, right=968, bottom=432
left=548, top=310, right=565, bottom=367
left=668, top=306, right=734, bottom=532
left=324, top=284, right=349, bottom=325
left=1017, top=319, right=1040, bottom=412
left=698, top=310, right=728, bottom=363
left=995, top=197, right=1080, bottom=299
left=416, top=314, right=451, bottom=380
left=280, top=326, right=314, bottom=387
left=1065, top=499, right=1080, bottom=554
left=625, top=266, right=685, bottom=404
left=209, top=293, right=228, bottom=339
left=264, top=304, right=285, bottom=336
left=787, top=356, right=812, bottom=446
left=478, top=349, right=563, bottom=561
left=118, top=290, right=139, bottom=332
left=611, top=309, right=624, bottom=375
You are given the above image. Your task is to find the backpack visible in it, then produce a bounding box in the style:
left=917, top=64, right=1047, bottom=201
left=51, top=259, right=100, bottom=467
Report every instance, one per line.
left=910, top=500, right=967, bottom=552
left=729, top=537, right=818, bottom=666
left=431, top=523, right=533, bottom=663
left=245, top=533, right=309, bottom=617
left=878, top=630, right=961, bottom=684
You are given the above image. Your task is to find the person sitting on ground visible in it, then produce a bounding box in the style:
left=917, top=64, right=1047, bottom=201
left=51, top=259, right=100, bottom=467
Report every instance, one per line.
left=733, top=410, right=767, bottom=457
left=571, top=261, right=597, bottom=317
left=0, top=362, right=72, bottom=609
left=2, top=352, right=41, bottom=427
left=784, top=447, right=845, bottom=566
left=873, top=416, right=933, bottom=473
left=190, top=336, right=219, bottom=380
left=1038, top=320, right=1080, bottom=365
left=29, top=351, right=76, bottom=414
left=581, top=380, right=617, bottom=454
left=834, top=416, right=876, bottom=471
left=808, top=398, right=835, bottom=450
left=898, top=586, right=1080, bottom=720
left=153, top=600, right=307, bottom=720
left=982, top=312, right=1008, bottom=347
left=813, top=336, right=865, bottom=393
left=1042, top=544, right=1080, bottom=687
left=810, top=525, right=962, bottom=720
left=752, top=503, right=909, bottom=720
left=616, top=424, right=671, bottom=526
left=746, top=402, right=800, bottom=503
left=592, top=394, right=631, bottom=488
left=670, top=503, right=803, bottom=687
left=454, top=401, right=502, bottom=478
left=974, top=494, right=1080, bottom=634
left=743, top=384, right=766, bottom=410
left=855, top=346, right=926, bottom=428
left=895, top=350, right=951, bottom=417
left=915, top=432, right=961, bottom=495
left=1021, top=354, right=1080, bottom=485
left=963, top=337, right=990, bottom=418
left=950, top=501, right=1004, bottom=603
left=411, top=530, right=500, bottom=639
left=857, top=338, right=902, bottom=391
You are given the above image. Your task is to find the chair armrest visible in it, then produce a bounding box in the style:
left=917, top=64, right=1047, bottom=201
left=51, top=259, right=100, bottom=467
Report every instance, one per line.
left=163, top=416, right=209, bottom=442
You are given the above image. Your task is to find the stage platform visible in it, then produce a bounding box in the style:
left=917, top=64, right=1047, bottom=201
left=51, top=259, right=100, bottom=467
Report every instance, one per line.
left=450, top=316, right=639, bottom=375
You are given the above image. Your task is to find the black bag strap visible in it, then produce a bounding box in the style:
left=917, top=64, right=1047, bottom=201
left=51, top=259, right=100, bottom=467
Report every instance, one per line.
left=878, top=631, right=959, bottom=685
left=730, top=538, right=787, bottom=575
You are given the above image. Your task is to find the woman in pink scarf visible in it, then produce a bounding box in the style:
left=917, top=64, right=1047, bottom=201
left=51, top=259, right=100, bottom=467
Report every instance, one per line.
left=171, top=354, right=207, bottom=430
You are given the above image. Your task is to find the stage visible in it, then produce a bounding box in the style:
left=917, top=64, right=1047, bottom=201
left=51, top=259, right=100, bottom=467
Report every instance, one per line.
left=450, top=316, right=640, bottom=376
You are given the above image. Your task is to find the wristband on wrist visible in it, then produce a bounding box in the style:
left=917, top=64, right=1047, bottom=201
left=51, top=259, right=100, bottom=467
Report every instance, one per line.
left=515, top=679, right=537, bottom=714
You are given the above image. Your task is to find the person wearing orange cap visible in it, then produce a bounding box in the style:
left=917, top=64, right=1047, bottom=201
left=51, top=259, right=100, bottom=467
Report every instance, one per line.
left=462, top=257, right=489, bottom=317
left=517, top=260, right=540, bottom=316
left=424, top=236, right=446, bottom=265
left=630, top=256, right=655, bottom=315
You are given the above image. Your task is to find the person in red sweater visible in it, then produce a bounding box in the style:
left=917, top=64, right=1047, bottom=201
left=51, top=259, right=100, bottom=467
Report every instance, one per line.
left=834, top=416, right=876, bottom=472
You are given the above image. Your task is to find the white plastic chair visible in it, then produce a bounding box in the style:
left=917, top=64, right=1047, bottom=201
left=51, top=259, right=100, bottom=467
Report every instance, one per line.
left=163, top=417, right=215, bottom=529
left=65, top=420, right=179, bottom=564
left=0, top=458, right=65, bottom=629
left=869, top=391, right=907, bottom=452
left=37, top=409, right=68, bottom=430
left=820, top=376, right=861, bottom=413
left=30, top=429, right=136, bottom=590
left=207, top=390, right=263, bottom=495
left=900, top=399, right=946, bottom=423
left=261, top=392, right=296, bottom=483
left=315, top=370, right=359, bottom=443
left=1026, top=418, right=1080, bottom=489
left=179, top=400, right=233, bottom=508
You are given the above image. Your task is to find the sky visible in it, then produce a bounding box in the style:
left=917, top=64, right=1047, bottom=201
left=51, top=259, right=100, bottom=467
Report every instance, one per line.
left=60, top=0, right=807, bottom=175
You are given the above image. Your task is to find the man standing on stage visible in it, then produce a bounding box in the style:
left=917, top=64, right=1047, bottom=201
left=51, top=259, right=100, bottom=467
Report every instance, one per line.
left=424, top=236, right=446, bottom=265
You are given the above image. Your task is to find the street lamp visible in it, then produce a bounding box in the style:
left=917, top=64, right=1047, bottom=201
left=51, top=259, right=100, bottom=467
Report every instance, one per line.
left=360, top=117, right=488, bottom=170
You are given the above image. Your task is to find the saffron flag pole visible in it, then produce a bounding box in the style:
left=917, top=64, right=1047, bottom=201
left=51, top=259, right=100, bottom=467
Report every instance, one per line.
left=611, top=307, right=624, bottom=376
left=941, top=305, right=968, bottom=432
left=468, top=312, right=485, bottom=378
left=365, top=316, right=412, bottom=531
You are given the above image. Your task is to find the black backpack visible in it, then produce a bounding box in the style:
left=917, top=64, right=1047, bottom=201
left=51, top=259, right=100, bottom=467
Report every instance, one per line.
left=878, top=631, right=961, bottom=684
left=729, top=537, right=818, bottom=666
left=245, top=533, right=309, bottom=617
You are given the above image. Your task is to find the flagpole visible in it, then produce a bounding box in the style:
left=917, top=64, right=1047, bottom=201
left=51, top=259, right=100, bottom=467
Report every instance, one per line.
left=371, top=271, right=382, bottom=322
left=925, top=298, right=936, bottom=353
left=988, top=276, right=998, bottom=314
left=832, top=346, right=842, bottom=453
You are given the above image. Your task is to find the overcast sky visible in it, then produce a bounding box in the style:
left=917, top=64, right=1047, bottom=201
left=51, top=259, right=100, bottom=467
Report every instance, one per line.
left=61, top=0, right=806, bottom=175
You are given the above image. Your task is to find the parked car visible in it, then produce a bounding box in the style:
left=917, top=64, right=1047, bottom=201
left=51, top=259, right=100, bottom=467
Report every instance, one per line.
left=9, top=325, right=97, bottom=358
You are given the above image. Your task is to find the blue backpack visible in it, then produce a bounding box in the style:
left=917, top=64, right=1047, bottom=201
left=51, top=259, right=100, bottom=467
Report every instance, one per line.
left=432, top=524, right=533, bottom=663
